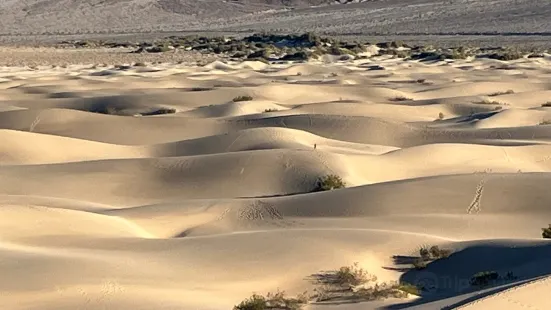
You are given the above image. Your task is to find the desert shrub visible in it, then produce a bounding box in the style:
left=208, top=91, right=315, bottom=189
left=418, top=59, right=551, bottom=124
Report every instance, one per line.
left=311, top=263, right=414, bottom=302
left=247, top=49, right=271, bottom=60
left=281, top=51, right=309, bottom=61
left=233, top=290, right=308, bottom=310
left=89, top=105, right=122, bottom=115
left=473, top=99, right=504, bottom=105
left=335, top=262, right=376, bottom=287
left=488, top=90, right=514, bottom=96
left=396, top=282, right=421, bottom=296
left=438, top=112, right=445, bottom=120
left=190, top=87, right=212, bottom=92
left=354, top=282, right=408, bottom=300
left=412, top=258, right=427, bottom=270
left=429, top=245, right=452, bottom=259
left=146, top=46, right=171, bottom=53
left=137, top=108, right=176, bottom=116
left=470, top=271, right=499, bottom=286
left=542, top=224, right=551, bottom=238
left=539, top=120, right=551, bottom=125
left=234, top=290, right=308, bottom=310
left=314, top=174, right=346, bottom=191
left=264, top=108, right=278, bottom=112
left=542, top=102, right=551, bottom=107
left=133, top=62, right=146, bottom=67
left=413, top=245, right=452, bottom=269
left=390, top=95, right=413, bottom=102
left=233, top=95, right=254, bottom=102
left=234, top=294, right=266, bottom=310
left=419, top=247, right=431, bottom=261
left=483, top=51, right=524, bottom=61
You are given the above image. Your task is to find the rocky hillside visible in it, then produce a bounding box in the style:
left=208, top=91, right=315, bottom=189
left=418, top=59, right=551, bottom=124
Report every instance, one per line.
left=1, top=0, right=550, bottom=39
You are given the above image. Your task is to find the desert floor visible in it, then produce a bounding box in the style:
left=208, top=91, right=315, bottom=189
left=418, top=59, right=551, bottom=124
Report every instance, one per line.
left=1, top=51, right=551, bottom=310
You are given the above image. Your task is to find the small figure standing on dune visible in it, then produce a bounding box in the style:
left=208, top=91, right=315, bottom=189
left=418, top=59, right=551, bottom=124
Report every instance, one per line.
left=314, top=144, right=317, bottom=150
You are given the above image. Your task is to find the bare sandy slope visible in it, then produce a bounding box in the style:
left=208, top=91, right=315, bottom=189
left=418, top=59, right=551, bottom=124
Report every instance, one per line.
left=1, top=53, right=551, bottom=310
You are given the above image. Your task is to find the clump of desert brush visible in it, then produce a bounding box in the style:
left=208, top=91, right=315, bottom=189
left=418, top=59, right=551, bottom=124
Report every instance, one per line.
left=234, top=262, right=419, bottom=309
left=312, top=262, right=419, bottom=302
left=412, top=245, right=453, bottom=270
left=314, top=174, right=346, bottom=191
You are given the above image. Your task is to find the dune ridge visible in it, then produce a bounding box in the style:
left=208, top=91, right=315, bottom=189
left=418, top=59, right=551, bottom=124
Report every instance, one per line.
left=1, top=54, right=551, bottom=310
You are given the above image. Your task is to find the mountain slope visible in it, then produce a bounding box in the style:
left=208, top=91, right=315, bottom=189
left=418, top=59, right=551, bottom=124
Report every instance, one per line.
left=1, top=0, right=550, bottom=38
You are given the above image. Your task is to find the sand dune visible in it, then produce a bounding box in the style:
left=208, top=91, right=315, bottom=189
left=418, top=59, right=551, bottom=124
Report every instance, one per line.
left=1, top=55, right=551, bottom=310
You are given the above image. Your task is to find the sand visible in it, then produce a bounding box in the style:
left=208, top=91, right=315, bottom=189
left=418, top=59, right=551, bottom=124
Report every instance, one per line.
left=1, top=52, right=551, bottom=310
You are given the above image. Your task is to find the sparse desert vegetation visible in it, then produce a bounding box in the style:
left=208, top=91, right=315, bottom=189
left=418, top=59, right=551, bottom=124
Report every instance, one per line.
left=264, top=108, right=278, bottom=113
left=390, top=95, right=413, bottom=102
left=470, top=271, right=517, bottom=287
left=190, top=87, right=213, bottom=92
left=542, top=224, right=551, bottom=238
left=488, top=90, right=514, bottom=96
left=412, top=245, right=453, bottom=270
left=470, top=271, right=500, bottom=286
left=233, top=95, right=254, bottom=102
left=234, top=290, right=309, bottom=310
left=419, top=245, right=453, bottom=260
left=311, top=262, right=418, bottom=302
left=473, top=99, right=506, bottom=105
left=314, top=174, right=346, bottom=192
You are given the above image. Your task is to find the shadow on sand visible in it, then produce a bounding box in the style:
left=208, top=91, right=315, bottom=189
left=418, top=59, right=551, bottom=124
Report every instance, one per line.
left=381, top=240, right=551, bottom=309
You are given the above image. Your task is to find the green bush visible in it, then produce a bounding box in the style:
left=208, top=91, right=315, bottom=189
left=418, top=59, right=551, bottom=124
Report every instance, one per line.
left=315, top=174, right=346, bottom=191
